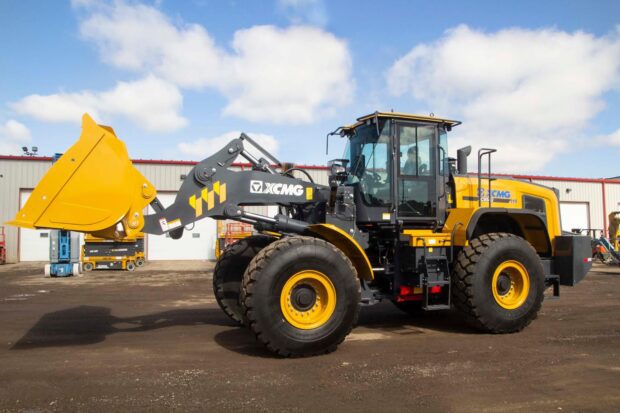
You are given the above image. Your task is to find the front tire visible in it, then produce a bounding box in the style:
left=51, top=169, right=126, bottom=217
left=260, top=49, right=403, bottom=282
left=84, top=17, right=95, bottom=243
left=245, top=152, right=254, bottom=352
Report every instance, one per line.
left=213, top=235, right=275, bottom=325
left=241, top=236, right=361, bottom=357
left=452, top=232, right=544, bottom=333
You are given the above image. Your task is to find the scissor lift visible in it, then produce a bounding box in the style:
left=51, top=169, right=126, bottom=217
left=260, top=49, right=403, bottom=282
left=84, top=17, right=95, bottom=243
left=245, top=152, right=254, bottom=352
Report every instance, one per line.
left=82, top=234, right=145, bottom=271
left=45, top=230, right=81, bottom=276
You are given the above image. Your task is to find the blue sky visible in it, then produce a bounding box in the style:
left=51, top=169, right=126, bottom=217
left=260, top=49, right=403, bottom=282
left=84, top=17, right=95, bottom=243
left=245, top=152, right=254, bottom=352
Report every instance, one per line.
left=1, top=0, right=619, bottom=177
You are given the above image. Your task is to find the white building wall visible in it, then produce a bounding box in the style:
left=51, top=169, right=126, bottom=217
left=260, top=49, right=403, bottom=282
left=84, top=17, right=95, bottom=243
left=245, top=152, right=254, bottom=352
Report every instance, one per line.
left=530, top=179, right=605, bottom=232
left=604, top=182, right=620, bottom=219
left=0, top=158, right=52, bottom=263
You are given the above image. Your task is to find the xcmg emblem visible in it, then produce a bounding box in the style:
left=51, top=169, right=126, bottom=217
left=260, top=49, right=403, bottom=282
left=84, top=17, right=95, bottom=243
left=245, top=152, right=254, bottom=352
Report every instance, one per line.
left=479, top=188, right=512, bottom=199
left=250, top=180, right=304, bottom=197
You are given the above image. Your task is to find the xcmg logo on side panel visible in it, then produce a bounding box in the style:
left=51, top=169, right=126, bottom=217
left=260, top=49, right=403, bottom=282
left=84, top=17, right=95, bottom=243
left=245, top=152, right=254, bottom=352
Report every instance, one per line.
left=250, top=180, right=304, bottom=196
left=479, top=188, right=512, bottom=199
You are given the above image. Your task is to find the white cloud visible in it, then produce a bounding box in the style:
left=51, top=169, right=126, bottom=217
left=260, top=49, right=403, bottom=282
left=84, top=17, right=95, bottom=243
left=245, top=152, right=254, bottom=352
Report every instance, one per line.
left=277, top=0, right=328, bottom=27
left=597, top=128, right=620, bottom=146
left=79, top=3, right=225, bottom=87
left=78, top=2, right=352, bottom=123
left=70, top=0, right=98, bottom=8
left=220, top=25, right=352, bottom=123
left=0, top=120, right=31, bottom=155
left=387, top=25, right=620, bottom=172
left=178, top=131, right=278, bottom=161
left=11, top=75, right=187, bottom=132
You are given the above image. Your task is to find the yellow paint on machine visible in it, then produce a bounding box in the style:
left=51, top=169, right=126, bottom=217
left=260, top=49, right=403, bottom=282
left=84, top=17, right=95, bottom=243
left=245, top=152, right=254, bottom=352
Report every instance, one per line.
left=219, top=183, right=227, bottom=203
left=6, top=113, right=155, bottom=238
left=401, top=176, right=561, bottom=254
left=307, top=224, right=374, bottom=281
left=188, top=180, right=227, bottom=217
left=280, top=270, right=336, bottom=330
left=452, top=175, right=561, bottom=241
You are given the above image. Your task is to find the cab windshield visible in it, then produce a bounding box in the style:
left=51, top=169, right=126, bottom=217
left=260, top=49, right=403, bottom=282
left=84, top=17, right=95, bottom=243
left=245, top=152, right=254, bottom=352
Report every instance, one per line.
left=344, top=121, right=391, bottom=207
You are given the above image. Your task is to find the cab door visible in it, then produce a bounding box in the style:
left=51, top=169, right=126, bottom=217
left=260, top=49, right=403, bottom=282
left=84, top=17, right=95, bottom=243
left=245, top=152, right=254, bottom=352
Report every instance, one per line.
left=394, top=122, right=440, bottom=225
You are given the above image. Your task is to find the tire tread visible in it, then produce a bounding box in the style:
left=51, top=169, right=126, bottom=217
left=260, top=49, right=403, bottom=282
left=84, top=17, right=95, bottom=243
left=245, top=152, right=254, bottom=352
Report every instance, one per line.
left=452, top=232, right=543, bottom=333
left=240, top=236, right=360, bottom=357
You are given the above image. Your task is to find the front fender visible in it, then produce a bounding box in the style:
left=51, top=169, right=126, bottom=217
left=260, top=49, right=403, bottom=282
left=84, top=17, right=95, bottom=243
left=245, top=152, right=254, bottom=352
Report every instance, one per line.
left=307, top=224, right=374, bottom=281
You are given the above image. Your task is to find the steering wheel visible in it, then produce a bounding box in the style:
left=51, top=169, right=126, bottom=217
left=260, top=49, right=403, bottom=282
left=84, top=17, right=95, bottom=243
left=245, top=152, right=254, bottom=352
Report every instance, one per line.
left=360, top=171, right=383, bottom=194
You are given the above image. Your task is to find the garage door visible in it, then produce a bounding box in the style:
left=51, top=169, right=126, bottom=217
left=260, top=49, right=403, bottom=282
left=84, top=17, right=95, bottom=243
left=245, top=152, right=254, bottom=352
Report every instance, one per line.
left=19, top=190, right=51, bottom=261
left=19, top=190, right=85, bottom=262
left=147, top=193, right=216, bottom=260
left=560, top=202, right=590, bottom=233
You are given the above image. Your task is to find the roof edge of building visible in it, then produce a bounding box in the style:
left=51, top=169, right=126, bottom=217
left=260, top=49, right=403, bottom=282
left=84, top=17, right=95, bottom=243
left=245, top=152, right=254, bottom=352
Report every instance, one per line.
left=2, top=155, right=619, bottom=183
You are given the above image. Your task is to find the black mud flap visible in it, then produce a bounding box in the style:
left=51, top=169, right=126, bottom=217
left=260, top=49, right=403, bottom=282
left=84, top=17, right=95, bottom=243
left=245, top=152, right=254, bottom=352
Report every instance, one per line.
left=553, top=235, right=593, bottom=286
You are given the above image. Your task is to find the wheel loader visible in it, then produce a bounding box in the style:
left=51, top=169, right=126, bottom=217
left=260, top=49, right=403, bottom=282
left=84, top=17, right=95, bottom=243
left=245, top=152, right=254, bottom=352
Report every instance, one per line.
left=8, top=112, right=592, bottom=357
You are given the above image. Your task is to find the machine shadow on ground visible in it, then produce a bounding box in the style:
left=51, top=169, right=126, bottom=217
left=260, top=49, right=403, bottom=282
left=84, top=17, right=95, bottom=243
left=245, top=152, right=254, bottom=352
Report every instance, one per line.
left=11, top=302, right=477, bottom=357
left=11, top=306, right=234, bottom=350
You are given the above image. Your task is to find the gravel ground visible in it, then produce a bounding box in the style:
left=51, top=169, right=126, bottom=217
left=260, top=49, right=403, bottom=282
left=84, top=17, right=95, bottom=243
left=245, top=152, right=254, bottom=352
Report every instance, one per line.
left=0, top=261, right=618, bottom=412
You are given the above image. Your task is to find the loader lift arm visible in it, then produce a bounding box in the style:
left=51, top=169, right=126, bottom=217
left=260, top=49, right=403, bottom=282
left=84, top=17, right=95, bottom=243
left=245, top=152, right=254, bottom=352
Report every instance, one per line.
left=144, top=133, right=330, bottom=239
left=8, top=114, right=330, bottom=241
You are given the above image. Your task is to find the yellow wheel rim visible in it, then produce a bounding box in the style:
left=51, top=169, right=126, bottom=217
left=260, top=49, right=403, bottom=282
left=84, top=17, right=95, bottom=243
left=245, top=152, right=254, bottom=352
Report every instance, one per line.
left=492, top=260, right=530, bottom=310
left=280, top=270, right=336, bottom=330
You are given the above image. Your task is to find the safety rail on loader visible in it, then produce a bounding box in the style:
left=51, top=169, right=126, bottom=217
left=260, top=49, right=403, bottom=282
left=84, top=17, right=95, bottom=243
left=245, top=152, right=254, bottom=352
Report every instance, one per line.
left=477, top=147, right=497, bottom=208
left=6, top=112, right=593, bottom=357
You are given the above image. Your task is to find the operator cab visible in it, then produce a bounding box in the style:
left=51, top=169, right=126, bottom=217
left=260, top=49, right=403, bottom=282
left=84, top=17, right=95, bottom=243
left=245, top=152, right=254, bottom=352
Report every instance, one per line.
left=337, top=112, right=460, bottom=228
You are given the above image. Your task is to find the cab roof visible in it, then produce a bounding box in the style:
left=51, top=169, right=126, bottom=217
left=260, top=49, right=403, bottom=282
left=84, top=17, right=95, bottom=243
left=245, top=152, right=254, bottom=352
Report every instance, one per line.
left=342, top=111, right=461, bottom=132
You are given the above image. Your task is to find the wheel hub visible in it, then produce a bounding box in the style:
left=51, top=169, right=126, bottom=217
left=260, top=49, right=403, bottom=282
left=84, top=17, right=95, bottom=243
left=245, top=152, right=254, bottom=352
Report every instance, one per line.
left=280, top=270, right=337, bottom=330
left=491, top=260, right=530, bottom=310
left=291, top=285, right=316, bottom=311
left=496, top=273, right=512, bottom=295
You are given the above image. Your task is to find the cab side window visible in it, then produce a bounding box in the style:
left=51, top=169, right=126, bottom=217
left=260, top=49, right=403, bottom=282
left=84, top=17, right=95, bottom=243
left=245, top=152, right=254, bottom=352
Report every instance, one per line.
left=399, top=126, right=433, bottom=176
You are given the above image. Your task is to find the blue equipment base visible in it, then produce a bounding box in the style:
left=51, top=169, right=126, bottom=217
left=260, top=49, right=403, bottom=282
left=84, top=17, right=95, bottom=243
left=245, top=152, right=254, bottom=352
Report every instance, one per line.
left=51, top=263, right=74, bottom=277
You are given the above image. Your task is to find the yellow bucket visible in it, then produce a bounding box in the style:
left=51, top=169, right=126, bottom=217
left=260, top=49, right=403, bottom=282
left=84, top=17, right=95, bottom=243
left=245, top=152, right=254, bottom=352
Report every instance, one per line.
left=7, top=114, right=156, bottom=239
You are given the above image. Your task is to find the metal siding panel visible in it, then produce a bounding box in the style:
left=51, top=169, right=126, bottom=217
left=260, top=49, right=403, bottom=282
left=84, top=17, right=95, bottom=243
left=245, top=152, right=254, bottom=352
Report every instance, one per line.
left=134, top=164, right=194, bottom=192
left=531, top=179, right=604, bottom=232
left=0, top=159, right=52, bottom=263
left=604, top=183, right=620, bottom=215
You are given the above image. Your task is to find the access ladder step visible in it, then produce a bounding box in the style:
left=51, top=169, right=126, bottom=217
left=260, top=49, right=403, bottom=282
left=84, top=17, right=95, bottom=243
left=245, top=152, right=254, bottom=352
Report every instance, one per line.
left=423, top=303, right=451, bottom=311
left=421, top=256, right=452, bottom=311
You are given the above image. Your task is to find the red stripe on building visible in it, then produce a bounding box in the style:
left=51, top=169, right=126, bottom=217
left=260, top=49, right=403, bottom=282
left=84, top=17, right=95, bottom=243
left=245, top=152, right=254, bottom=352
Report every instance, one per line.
left=3, top=155, right=620, bottom=182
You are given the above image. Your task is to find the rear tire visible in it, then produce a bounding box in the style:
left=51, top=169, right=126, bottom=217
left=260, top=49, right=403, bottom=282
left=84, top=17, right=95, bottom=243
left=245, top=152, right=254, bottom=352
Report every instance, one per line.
left=213, top=235, right=275, bottom=325
left=83, top=262, right=94, bottom=272
left=241, top=236, right=361, bottom=357
left=126, top=261, right=136, bottom=271
left=452, top=232, right=544, bottom=333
